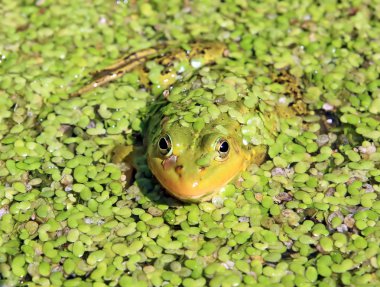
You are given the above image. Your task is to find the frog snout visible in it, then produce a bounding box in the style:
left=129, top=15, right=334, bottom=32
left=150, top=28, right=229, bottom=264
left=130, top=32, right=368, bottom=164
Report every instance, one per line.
left=174, top=164, right=206, bottom=178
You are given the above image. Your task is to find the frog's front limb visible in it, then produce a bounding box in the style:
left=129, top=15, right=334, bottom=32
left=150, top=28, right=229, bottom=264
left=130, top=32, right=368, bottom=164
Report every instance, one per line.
left=112, top=145, right=140, bottom=187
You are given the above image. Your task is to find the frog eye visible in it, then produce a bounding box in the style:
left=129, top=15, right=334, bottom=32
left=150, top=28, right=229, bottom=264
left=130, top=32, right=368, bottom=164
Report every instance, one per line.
left=215, top=138, right=229, bottom=161
left=158, top=134, right=172, bottom=156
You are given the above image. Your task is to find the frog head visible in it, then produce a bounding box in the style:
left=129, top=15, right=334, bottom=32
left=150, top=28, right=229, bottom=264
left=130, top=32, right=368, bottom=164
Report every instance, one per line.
left=147, top=114, right=266, bottom=202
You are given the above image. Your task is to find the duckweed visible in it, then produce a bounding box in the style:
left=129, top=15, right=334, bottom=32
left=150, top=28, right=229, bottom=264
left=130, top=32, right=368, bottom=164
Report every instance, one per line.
left=1, top=0, right=380, bottom=286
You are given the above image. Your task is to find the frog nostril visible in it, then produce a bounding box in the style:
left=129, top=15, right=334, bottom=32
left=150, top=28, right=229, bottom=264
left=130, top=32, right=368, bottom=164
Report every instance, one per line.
left=162, top=154, right=177, bottom=170
left=175, top=165, right=183, bottom=175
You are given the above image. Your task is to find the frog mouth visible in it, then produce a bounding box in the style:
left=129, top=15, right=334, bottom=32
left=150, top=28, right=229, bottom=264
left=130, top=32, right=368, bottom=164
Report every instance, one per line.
left=148, top=158, right=244, bottom=202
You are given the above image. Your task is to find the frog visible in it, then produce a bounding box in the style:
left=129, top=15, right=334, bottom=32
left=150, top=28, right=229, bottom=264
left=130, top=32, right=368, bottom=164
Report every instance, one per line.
left=72, top=42, right=308, bottom=202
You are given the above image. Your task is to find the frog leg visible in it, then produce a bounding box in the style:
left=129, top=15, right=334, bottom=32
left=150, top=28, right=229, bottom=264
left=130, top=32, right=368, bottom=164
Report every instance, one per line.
left=71, top=46, right=165, bottom=97
left=248, top=144, right=267, bottom=166
left=71, top=42, right=227, bottom=97
left=272, top=70, right=308, bottom=116
left=99, top=46, right=163, bottom=71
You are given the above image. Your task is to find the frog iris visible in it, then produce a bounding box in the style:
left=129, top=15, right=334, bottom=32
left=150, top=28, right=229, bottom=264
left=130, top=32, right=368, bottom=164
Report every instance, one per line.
left=158, top=134, right=173, bottom=156
left=215, top=138, right=229, bottom=160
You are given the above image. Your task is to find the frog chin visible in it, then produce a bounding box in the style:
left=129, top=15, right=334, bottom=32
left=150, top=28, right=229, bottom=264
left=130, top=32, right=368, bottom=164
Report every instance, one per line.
left=167, top=186, right=221, bottom=202
left=156, top=175, right=231, bottom=202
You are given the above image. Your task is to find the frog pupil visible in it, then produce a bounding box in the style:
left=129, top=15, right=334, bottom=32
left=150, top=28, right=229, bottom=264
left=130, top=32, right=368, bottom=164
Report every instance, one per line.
left=159, top=137, right=168, bottom=150
left=219, top=141, right=229, bottom=153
